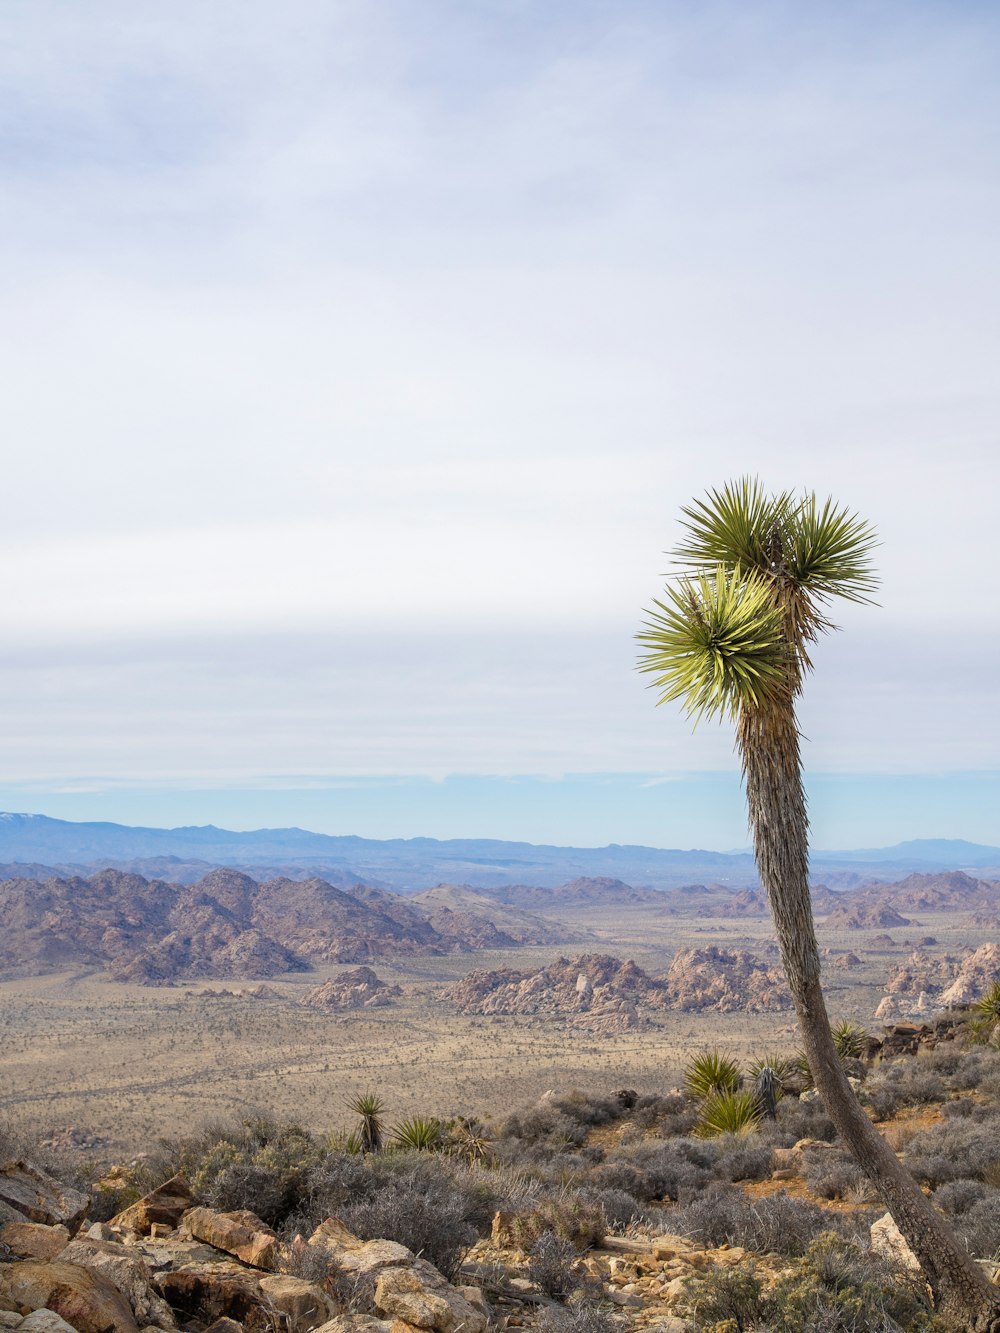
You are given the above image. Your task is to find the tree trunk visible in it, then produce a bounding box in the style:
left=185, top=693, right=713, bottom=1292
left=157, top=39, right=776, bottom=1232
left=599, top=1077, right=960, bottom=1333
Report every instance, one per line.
left=739, top=700, right=1000, bottom=1332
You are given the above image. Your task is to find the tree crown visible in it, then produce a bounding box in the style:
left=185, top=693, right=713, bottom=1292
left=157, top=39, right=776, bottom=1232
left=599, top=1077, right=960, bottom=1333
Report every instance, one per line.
left=637, top=478, right=879, bottom=723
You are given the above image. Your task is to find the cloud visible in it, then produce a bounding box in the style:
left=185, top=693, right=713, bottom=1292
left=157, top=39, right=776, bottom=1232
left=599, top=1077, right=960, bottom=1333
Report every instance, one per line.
left=1, top=1, right=999, bottom=803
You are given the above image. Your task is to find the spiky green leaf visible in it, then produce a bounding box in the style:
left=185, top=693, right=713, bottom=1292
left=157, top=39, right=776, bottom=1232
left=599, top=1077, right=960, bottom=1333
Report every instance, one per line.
left=637, top=566, right=789, bottom=723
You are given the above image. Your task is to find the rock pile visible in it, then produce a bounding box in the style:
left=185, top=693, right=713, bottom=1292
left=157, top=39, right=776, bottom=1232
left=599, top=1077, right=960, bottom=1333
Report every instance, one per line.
left=662, top=947, right=792, bottom=1013
left=824, top=903, right=912, bottom=930
left=298, top=967, right=402, bottom=1011
left=441, top=955, right=670, bottom=1031
left=878, top=941, right=1000, bottom=1016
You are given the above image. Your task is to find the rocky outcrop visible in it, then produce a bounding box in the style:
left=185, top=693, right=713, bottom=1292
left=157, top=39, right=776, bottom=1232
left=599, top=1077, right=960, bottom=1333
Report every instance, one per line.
left=441, top=955, right=669, bottom=1030
left=406, top=884, right=564, bottom=943
left=0, top=1157, right=486, bottom=1333
left=304, top=1221, right=486, bottom=1333
left=443, top=948, right=796, bottom=1023
left=833, top=952, right=862, bottom=969
left=60, top=1239, right=176, bottom=1328
left=663, top=947, right=792, bottom=1013
left=824, top=903, right=911, bottom=929
left=298, top=968, right=402, bottom=1012
left=879, top=942, right=1000, bottom=1017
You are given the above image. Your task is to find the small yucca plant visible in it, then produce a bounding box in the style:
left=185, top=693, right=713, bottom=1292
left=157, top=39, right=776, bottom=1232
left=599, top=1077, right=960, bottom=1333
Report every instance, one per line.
left=684, top=1048, right=742, bottom=1101
left=746, top=1052, right=798, bottom=1090
left=346, top=1090, right=385, bottom=1153
left=832, top=1020, right=868, bottom=1061
left=696, top=1088, right=763, bottom=1138
left=390, top=1116, right=443, bottom=1151
left=790, top=1048, right=815, bottom=1091
left=448, top=1116, right=492, bottom=1165
left=968, top=982, right=1000, bottom=1044
left=974, top=981, right=1000, bottom=1023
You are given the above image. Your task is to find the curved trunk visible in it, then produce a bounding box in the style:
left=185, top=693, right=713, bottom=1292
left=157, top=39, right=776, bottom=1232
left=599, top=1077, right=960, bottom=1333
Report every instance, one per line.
left=739, top=700, right=1000, bottom=1332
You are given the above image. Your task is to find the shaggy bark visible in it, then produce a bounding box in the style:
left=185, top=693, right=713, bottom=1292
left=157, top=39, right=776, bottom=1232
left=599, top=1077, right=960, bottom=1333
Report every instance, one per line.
left=739, top=700, right=1000, bottom=1332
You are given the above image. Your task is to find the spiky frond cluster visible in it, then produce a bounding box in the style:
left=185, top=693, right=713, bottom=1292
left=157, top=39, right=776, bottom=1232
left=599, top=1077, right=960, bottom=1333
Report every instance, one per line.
left=746, top=1052, right=799, bottom=1090
left=696, top=1088, right=763, bottom=1138
left=974, top=982, right=1000, bottom=1023
left=390, top=1116, right=443, bottom=1151
left=831, top=1020, right=868, bottom=1061
left=684, top=1048, right=743, bottom=1100
left=637, top=566, right=788, bottom=723
left=639, top=478, right=878, bottom=719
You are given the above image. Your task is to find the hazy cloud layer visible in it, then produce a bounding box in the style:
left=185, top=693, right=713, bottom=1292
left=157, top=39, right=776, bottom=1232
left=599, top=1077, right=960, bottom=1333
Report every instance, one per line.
left=3, top=2, right=999, bottom=837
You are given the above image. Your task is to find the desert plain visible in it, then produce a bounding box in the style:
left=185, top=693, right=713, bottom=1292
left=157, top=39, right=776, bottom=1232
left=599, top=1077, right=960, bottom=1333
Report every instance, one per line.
left=0, top=895, right=979, bottom=1156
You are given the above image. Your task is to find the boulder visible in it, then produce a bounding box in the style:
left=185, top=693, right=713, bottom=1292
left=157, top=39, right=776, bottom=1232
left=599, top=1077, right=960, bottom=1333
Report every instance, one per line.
left=308, top=1218, right=360, bottom=1251
left=0, top=1164, right=89, bottom=1230
left=374, top=1266, right=486, bottom=1333
left=870, top=1213, right=921, bottom=1273
left=181, top=1209, right=278, bottom=1270
left=0, top=1260, right=140, bottom=1333
left=19, top=1314, right=77, bottom=1333
left=334, top=1242, right=414, bottom=1278
left=305, top=1222, right=411, bottom=1278
left=0, top=1225, right=69, bottom=1262
left=203, top=1320, right=245, bottom=1333
left=61, top=1239, right=176, bottom=1328
left=110, top=1177, right=193, bottom=1238
left=0, top=1315, right=21, bottom=1330
left=257, top=1274, right=332, bottom=1332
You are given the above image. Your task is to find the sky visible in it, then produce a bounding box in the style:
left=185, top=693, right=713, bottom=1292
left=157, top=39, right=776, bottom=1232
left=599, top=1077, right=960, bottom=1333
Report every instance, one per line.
left=2, top=1, right=999, bottom=849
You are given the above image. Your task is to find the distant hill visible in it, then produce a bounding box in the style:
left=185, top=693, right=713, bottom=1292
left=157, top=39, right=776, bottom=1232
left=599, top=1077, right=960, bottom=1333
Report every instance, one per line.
left=1, top=813, right=998, bottom=892
left=0, top=867, right=573, bottom=984
left=408, top=884, right=575, bottom=946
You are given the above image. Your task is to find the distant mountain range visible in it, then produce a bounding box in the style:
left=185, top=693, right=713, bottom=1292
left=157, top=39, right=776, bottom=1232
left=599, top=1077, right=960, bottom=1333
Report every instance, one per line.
left=0, top=813, right=998, bottom=891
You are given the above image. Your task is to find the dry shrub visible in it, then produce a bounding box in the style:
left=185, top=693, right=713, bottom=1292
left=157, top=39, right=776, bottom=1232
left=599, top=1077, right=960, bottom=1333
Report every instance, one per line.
left=509, top=1198, right=605, bottom=1251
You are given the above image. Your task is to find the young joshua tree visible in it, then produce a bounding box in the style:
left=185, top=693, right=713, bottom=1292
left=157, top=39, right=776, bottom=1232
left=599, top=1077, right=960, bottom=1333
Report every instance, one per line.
left=637, top=478, right=1000, bottom=1330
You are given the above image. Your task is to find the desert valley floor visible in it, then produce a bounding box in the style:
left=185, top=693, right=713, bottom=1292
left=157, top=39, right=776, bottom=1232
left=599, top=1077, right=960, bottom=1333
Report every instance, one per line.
left=1, top=893, right=984, bottom=1155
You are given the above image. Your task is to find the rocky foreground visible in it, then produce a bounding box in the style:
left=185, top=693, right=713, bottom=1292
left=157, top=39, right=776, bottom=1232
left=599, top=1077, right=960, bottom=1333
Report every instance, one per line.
left=0, top=1149, right=931, bottom=1333
left=0, top=1161, right=492, bottom=1333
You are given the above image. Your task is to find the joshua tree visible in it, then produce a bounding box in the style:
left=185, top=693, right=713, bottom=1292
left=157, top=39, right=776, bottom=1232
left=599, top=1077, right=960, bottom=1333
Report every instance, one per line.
left=637, top=478, right=1000, bottom=1330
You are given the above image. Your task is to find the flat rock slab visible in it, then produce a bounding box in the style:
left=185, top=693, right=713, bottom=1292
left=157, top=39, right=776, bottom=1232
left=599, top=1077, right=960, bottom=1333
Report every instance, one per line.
left=0, top=1226, right=69, bottom=1264
left=134, top=1238, right=227, bottom=1272
left=110, top=1177, right=193, bottom=1238
left=182, top=1210, right=278, bottom=1271
left=0, top=1164, right=89, bottom=1230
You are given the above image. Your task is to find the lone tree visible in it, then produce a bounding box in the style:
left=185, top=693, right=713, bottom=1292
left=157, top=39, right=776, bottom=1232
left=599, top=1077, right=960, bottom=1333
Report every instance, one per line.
left=637, top=478, right=1000, bottom=1331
